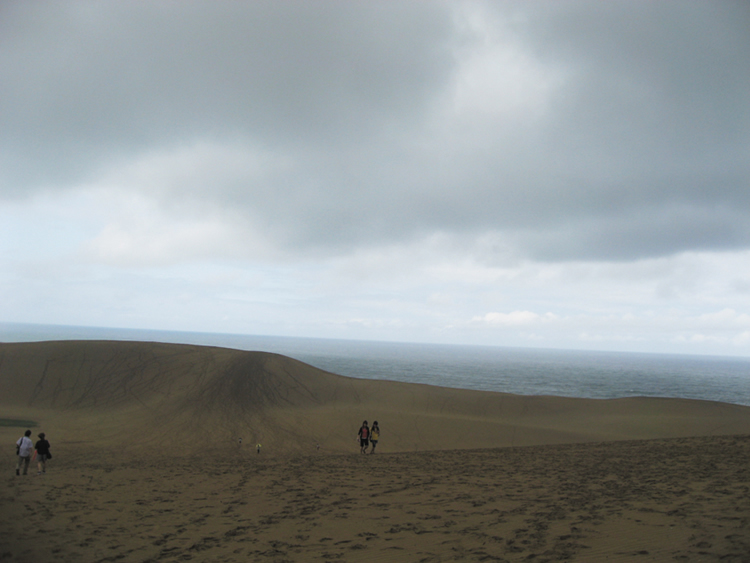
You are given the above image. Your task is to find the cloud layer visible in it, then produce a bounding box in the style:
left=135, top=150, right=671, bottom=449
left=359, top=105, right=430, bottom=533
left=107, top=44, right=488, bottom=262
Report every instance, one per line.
left=2, top=1, right=750, bottom=355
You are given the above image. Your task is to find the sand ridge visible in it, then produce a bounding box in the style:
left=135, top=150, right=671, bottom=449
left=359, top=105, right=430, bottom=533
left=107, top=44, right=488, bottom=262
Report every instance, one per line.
left=2, top=340, right=750, bottom=455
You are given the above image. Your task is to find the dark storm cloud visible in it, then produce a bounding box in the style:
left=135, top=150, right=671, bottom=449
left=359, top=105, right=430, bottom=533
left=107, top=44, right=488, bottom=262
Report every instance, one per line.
left=0, top=1, right=454, bottom=188
left=514, top=0, right=750, bottom=259
left=2, top=1, right=749, bottom=262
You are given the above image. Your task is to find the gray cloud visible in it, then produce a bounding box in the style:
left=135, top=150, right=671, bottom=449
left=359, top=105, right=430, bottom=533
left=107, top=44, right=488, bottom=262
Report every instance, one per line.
left=1, top=1, right=454, bottom=187
left=2, top=1, right=749, bottom=262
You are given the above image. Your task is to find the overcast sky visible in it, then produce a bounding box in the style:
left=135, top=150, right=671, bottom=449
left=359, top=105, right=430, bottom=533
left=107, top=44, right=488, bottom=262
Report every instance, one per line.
left=2, top=1, right=750, bottom=356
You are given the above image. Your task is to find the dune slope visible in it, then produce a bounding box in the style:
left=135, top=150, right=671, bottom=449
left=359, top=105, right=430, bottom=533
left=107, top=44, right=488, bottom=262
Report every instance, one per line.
left=1, top=340, right=749, bottom=455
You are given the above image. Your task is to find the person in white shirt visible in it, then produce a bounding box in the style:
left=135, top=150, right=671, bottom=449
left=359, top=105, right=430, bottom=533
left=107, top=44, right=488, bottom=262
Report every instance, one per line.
left=16, top=430, right=33, bottom=476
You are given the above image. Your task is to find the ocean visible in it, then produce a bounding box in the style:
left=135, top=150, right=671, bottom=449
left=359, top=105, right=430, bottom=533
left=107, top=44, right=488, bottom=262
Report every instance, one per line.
left=2, top=322, right=750, bottom=407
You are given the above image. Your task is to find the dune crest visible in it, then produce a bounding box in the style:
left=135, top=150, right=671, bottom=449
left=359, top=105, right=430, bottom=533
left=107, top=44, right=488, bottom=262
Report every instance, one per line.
left=1, top=340, right=749, bottom=455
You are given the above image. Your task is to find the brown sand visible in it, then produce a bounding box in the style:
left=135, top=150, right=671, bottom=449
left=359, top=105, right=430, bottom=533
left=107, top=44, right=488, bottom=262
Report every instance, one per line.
left=1, top=341, right=750, bottom=561
left=2, top=436, right=749, bottom=562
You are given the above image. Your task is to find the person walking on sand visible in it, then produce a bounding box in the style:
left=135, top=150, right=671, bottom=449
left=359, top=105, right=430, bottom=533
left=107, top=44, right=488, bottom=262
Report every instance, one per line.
left=15, top=430, right=33, bottom=476
left=35, top=432, right=51, bottom=475
left=369, top=421, right=380, bottom=454
left=357, top=420, right=370, bottom=454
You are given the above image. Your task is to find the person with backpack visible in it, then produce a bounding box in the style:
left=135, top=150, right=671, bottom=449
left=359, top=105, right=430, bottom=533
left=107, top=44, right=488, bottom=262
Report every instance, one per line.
left=357, top=421, right=370, bottom=454
left=35, top=432, right=51, bottom=475
left=15, top=430, right=33, bottom=476
left=369, top=421, right=380, bottom=454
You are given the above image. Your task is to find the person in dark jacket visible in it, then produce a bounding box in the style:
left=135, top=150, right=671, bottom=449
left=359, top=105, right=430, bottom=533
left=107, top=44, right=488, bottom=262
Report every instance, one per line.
left=357, top=421, right=370, bottom=454
left=35, top=432, right=51, bottom=475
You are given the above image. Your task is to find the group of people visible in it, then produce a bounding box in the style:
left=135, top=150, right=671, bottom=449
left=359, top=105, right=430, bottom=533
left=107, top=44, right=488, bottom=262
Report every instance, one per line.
left=18, top=424, right=382, bottom=465
left=357, top=420, right=380, bottom=454
left=15, top=430, right=51, bottom=476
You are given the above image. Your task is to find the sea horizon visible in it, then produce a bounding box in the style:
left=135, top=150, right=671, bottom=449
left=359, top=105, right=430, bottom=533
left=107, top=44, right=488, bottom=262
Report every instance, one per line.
left=2, top=321, right=750, bottom=407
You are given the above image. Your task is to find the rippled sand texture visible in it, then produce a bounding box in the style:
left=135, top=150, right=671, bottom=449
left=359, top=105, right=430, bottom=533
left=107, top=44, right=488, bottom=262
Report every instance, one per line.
left=2, top=435, right=749, bottom=562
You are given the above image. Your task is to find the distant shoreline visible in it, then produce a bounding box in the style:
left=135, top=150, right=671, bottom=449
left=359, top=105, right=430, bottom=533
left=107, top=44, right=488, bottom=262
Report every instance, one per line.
left=2, top=322, right=750, bottom=407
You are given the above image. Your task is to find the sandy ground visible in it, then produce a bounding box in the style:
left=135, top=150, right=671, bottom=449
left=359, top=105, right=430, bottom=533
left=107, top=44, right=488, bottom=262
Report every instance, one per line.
left=2, top=435, right=749, bottom=563
left=2, top=341, right=750, bottom=562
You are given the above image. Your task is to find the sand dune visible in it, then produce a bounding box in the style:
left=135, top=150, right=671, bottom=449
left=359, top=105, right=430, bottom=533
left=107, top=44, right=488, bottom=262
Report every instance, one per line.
left=2, top=340, right=750, bottom=455
left=3, top=340, right=750, bottom=561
